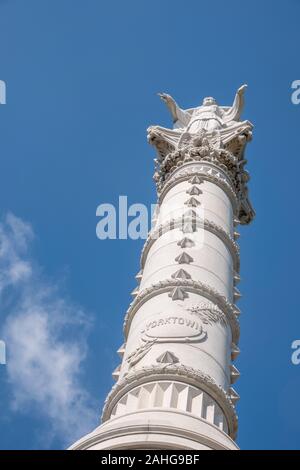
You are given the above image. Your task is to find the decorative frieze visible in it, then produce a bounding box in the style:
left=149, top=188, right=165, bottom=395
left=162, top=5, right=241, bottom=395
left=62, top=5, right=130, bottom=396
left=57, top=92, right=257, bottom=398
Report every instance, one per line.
left=123, top=278, right=240, bottom=344
left=159, top=164, right=237, bottom=209
left=110, top=380, right=228, bottom=433
left=140, top=216, right=240, bottom=272
left=102, top=365, right=238, bottom=438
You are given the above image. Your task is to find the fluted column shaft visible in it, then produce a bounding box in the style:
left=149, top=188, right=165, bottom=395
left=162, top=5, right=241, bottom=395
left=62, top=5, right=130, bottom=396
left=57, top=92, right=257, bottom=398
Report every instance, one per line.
left=100, top=161, right=241, bottom=447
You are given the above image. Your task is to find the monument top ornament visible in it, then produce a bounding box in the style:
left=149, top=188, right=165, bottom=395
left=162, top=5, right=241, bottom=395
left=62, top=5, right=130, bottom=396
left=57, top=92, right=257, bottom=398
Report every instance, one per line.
left=148, top=85, right=254, bottom=224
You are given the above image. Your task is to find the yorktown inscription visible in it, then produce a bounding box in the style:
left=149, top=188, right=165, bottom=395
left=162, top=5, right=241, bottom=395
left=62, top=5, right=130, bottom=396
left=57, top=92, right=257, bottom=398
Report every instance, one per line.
left=126, top=314, right=207, bottom=368
left=141, top=316, right=206, bottom=342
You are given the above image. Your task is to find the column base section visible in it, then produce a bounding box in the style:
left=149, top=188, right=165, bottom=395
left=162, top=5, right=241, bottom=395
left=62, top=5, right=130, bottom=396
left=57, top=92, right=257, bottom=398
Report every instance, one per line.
left=69, top=410, right=239, bottom=450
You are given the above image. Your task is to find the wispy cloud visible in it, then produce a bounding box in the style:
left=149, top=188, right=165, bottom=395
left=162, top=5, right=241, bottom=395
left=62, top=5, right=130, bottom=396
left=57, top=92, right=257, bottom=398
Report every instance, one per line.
left=0, top=213, right=97, bottom=447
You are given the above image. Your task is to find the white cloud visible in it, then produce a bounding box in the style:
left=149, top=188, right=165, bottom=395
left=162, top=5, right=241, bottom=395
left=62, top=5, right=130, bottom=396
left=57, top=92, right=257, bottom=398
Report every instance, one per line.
left=0, top=213, right=97, bottom=447
left=0, top=213, right=33, bottom=292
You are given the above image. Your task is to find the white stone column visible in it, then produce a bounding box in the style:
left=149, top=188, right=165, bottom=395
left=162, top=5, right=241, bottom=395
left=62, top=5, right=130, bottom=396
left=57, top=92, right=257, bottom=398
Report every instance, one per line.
left=70, top=88, right=254, bottom=450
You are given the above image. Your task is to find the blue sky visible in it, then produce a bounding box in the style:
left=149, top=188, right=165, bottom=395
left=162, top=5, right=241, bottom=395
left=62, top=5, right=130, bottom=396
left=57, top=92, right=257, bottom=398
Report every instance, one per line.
left=0, top=0, right=299, bottom=450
